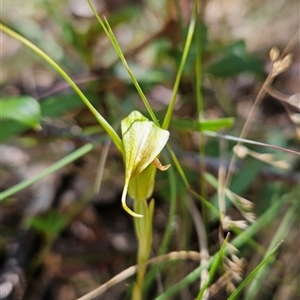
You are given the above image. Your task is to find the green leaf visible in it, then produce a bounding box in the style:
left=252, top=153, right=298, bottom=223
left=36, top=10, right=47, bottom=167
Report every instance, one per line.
left=217, top=40, right=247, bottom=57
left=0, top=120, right=27, bottom=143
left=170, top=117, right=234, bottom=132
left=40, top=93, right=97, bottom=118
left=206, top=55, right=264, bottom=77
left=40, top=94, right=82, bottom=117
left=1, top=96, right=41, bottom=129
left=29, top=211, right=68, bottom=236
left=0, top=143, right=94, bottom=201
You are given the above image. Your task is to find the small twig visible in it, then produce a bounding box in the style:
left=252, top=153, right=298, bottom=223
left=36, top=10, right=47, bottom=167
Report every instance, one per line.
left=76, top=251, right=202, bottom=300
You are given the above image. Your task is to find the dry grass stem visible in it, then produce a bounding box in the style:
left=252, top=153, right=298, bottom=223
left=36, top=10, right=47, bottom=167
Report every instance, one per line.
left=266, top=87, right=300, bottom=111
left=224, top=39, right=295, bottom=190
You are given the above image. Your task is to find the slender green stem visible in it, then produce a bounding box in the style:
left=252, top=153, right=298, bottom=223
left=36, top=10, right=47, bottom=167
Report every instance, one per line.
left=0, top=23, right=123, bottom=155
left=189, top=189, right=220, bottom=218
left=194, top=1, right=209, bottom=231
left=162, top=0, right=197, bottom=130
left=133, top=199, right=154, bottom=300
left=86, top=0, right=159, bottom=126
left=194, top=3, right=203, bottom=115
left=156, top=158, right=177, bottom=254
left=166, top=145, right=220, bottom=218
left=227, top=241, right=284, bottom=300
left=144, top=158, right=177, bottom=293
left=0, top=143, right=94, bottom=201
left=197, top=233, right=230, bottom=299
left=167, top=144, right=190, bottom=188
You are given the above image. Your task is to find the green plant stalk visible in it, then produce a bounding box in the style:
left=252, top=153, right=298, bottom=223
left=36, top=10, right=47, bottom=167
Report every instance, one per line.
left=156, top=155, right=177, bottom=255
left=166, top=146, right=221, bottom=219
left=167, top=144, right=190, bottom=188
left=143, top=158, right=177, bottom=293
left=194, top=3, right=204, bottom=115
left=126, top=164, right=158, bottom=299
left=0, top=23, right=123, bottom=155
left=189, top=189, right=220, bottom=218
left=227, top=241, right=284, bottom=300
left=154, top=194, right=288, bottom=300
left=86, top=0, right=159, bottom=126
left=197, top=233, right=230, bottom=299
left=0, top=143, right=94, bottom=201
left=162, top=0, right=197, bottom=130
left=194, top=2, right=209, bottom=230
left=133, top=198, right=155, bottom=300
left=245, top=201, right=298, bottom=300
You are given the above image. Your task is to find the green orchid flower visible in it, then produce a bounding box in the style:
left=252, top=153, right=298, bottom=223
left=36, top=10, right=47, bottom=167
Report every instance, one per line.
left=121, top=110, right=170, bottom=218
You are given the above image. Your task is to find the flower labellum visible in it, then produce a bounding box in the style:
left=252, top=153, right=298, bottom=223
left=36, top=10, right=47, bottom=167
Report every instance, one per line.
left=121, top=110, right=170, bottom=218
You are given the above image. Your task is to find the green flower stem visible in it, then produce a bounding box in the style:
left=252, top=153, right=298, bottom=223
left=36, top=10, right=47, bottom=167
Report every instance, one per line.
left=167, top=145, right=190, bottom=188
left=86, top=0, right=159, bottom=126
left=162, top=0, right=197, bottom=130
left=143, top=158, right=177, bottom=293
left=133, top=198, right=154, bottom=300
left=0, top=23, right=123, bottom=155
left=194, top=1, right=208, bottom=229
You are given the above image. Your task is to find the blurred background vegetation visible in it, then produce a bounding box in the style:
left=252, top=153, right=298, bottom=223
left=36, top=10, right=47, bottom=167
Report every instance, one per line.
left=1, top=0, right=299, bottom=299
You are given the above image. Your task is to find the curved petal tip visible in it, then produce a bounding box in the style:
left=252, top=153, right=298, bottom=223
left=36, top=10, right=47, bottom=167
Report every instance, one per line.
left=121, top=184, right=144, bottom=218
